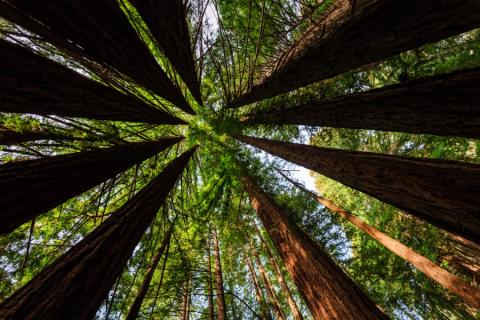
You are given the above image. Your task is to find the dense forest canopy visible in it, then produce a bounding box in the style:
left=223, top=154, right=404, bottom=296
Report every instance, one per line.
left=0, top=0, right=479, bottom=319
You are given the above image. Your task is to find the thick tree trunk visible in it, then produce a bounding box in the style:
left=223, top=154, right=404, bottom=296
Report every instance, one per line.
left=250, top=242, right=286, bottom=320
left=0, top=147, right=196, bottom=320
left=244, top=67, right=480, bottom=139
left=130, top=0, right=202, bottom=105
left=126, top=224, right=174, bottom=320
left=229, top=0, right=480, bottom=108
left=0, top=39, right=185, bottom=124
left=255, top=226, right=304, bottom=320
left=207, top=238, right=215, bottom=320
left=0, top=127, right=76, bottom=146
left=246, top=255, right=272, bottom=320
left=280, top=170, right=480, bottom=309
left=0, top=137, right=182, bottom=235
left=236, top=135, right=480, bottom=244
left=241, top=175, right=387, bottom=320
left=0, top=1, right=194, bottom=114
left=213, top=228, right=228, bottom=320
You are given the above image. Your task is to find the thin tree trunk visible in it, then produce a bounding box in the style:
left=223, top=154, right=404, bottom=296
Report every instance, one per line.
left=0, top=147, right=196, bottom=320
left=244, top=67, right=480, bottom=139
left=236, top=135, right=480, bottom=244
left=440, top=233, right=480, bottom=281
left=213, top=228, right=228, bottom=320
left=280, top=170, right=480, bottom=309
left=181, top=277, right=191, bottom=320
left=246, top=254, right=272, bottom=320
left=229, top=0, right=480, bottom=107
left=254, top=225, right=304, bottom=320
left=250, top=242, right=286, bottom=320
left=0, top=127, right=76, bottom=146
left=126, top=224, right=174, bottom=320
left=0, top=39, right=186, bottom=124
left=207, top=237, right=215, bottom=320
left=241, top=175, right=387, bottom=320
left=0, top=137, right=182, bottom=235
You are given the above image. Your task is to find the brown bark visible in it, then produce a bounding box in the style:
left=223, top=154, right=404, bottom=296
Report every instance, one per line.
left=213, top=228, right=228, bottom=320
left=0, top=137, right=182, bottom=235
left=244, top=67, right=480, bottom=139
left=280, top=170, right=480, bottom=309
left=0, top=0, right=194, bottom=114
left=0, top=39, right=185, bottom=124
left=0, top=126, right=76, bottom=146
left=207, top=239, right=215, bottom=320
left=0, top=147, right=196, bottom=320
left=130, top=0, right=202, bottom=105
left=236, top=135, right=480, bottom=244
left=241, top=175, right=387, bottom=320
left=246, top=255, right=272, bottom=320
left=126, top=224, right=174, bottom=320
left=181, top=277, right=191, bottom=320
left=440, top=233, right=480, bottom=281
left=229, top=0, right=480, bottom=108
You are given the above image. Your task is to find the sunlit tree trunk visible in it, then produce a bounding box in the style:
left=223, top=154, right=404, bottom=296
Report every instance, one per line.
left=126, top=224, right=174, bottom=320
left=280, top=170, right=480, bottom=309
left=241, top=175, right=387, bottom=320
left=0, top=137, right=182, bottom=235
left=213, top=228, right=228, bottom=320
left=229, top=0, right=480, bottom=107
left=236, top=135, right=480, bottom=244
left=244, top=68, right=480, bottom=139
left=246, top=254, right=272, bottom=320
left=0, top=147, right=196, bottom=320
left=207, top=238, right=215, bottom=320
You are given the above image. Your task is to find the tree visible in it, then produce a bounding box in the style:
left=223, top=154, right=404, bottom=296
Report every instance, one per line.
left=213, top=228, right=228, bottom=320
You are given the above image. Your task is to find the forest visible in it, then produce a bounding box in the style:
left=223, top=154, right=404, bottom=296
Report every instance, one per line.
left=0, top=0, right=480, bottom=319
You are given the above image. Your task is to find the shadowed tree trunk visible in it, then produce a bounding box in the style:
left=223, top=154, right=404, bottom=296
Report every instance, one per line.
left=0, top=126, right=78, bottom=146
left=207, top=237, right=215, bottom=320
left=213, top=228, right=228, bottom=320
left=244, top=67, right=480, bottom=139
left=279, top=170, right=480, bottom=309
left=246, top=254, right=272, bottom=320
left=126, top=224, right=174, bottom=320
left=229, top=0, right=480, bottom=108
left=0, top=137, right=182, bottom=234
left=0, top=0, right=194, bottom=114
left=0, top=39, right=186, bottom=124
left=236, top=135, right=480, bottom=244
left=0, top=147, right=196, bottom=320
left=241, top=175, right=387, bottom=320
left=130, top=0, right=202, bottom=105
left=440, top=233, right=480, bottom=281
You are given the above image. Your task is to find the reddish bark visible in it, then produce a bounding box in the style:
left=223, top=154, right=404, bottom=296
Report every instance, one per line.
left=0, top=137, right=182, bottom=234
left=207, top=239, right=215, bottom=320
left=241, top=175, right=387, bottom=319
left=213, top=228, right=228, bottom=320
left=236, top=135, right=480, bottom=244
left=246, top=255, right=272, bottom=320
left=0, top=147, right=196, bottom=320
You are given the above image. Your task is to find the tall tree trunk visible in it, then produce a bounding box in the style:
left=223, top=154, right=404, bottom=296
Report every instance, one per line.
left=244, top=67, right=480, bottom=139
left=126, top=224, right=174, bottom=320
left=250, top=242, right=286, bottom=320
left=181, top=277, right=191, bottom=320
left=254, top=225, right=304, bottom=320
left=241, top=175, right=387, bottom=320
left=280, top=170, right=480, bottom=309
left=246, top=254, right=272, bottom=320
left=0, top=39, right=185, bottom=124
left=213, top=228, right=228, bottom=320
left=0, top=137, right=182, bottom=234
left=236, top=135, right=480, bottom=244
left=0, top=147, right=196, bottom=320
left=0, top=126, right=79, bottom=146
left=440, top=233, right=480, bottom=281
left=229, top=0, right=480, bottom=107
left=207, top=238, right=215, bottom=320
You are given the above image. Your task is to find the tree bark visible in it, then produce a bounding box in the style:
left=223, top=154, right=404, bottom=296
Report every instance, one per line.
left=241, top=175, right=387, bottom=320
left=229, top=0, right=480, bottom=108
left=280, top=170, right=480, bottom=309
left=0, top=127, right=76, bottom=146
left=0, top=0, right=194, bottom=114
left=0, top=147, right=196, bottom=320
left=246, top=254, right=272, bottom=320
left=440, top=233, right=480, bottom=281
left=0, top=39, right=186, bottom=124
left=213, top=228, right=228, bottom=320
left=236, top=135, right=480, bottom=244
left=181, top=277, right=191, bottom=320
left=0, top=137, right=182, bottom=235
left=126, top=224, right=174, bottom=320
left=207, top=237, right=215, bottom=320
left=244, top=67, right=480, bottom=139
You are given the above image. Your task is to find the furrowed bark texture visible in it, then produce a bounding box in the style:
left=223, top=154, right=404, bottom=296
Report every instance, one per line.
left=440, top=234, right=480, bottom=280
left=241, top=176, right=387, bottom=320
left=125, top=224, right=173, bottom=320
left=282, top=171, right=480, bottom=309
left=237, top=135, right=480, bottom=244
left=0, top=137, right=182, bottom=234
left=0, top=0, right=194, bottom=114
left=245, top=67, right=480, bottom=139
left=229, top=0, right=480, bottom=108
left=0, top=40, right=185, bottom=124
left=0, top=147, right=196, bottom=320
left=130, top=0, right=202, bottom=105
left=213, top=228, right=228, bottom=320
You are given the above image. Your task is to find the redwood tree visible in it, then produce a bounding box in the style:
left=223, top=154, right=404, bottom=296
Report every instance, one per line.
left=213, top=228, right=228, bottom=320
